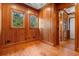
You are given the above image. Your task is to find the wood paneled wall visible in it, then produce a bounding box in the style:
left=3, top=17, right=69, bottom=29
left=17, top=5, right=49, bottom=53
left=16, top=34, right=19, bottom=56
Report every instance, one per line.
left=39, top=4, right=59, bottom=46
left=0, top=3, right=77, bottom=50
left=1, top=3, right=40, bottom=47
left=56, top=3, right=75, bottom=10
left=39, top=3, right=74, bottom=46
left=75, top=4, right=79, bottom=51
left=0, top=4, right=2, bottom=47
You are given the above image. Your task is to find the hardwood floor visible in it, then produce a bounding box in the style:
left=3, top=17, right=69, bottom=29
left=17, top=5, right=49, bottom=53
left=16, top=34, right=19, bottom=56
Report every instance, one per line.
left=60, top=39, right=75, bottom=51
left=0, top=40, right=79, bottom=56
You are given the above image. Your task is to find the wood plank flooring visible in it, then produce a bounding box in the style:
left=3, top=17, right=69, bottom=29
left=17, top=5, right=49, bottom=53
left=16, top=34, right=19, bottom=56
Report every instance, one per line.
left=60, top=39, right=75, bottom=51
left=0, top=40, right=79, bottom=56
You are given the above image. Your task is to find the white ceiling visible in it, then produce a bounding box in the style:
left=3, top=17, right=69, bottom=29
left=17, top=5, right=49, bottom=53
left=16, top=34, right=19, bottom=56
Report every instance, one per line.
left=64, top=6, right=75, bottom=14
left=24, top=3, right=47, bottom=9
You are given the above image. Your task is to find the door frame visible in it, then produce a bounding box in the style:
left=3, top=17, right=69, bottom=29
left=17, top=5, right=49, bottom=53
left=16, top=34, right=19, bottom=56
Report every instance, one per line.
left=57, top=5, right=76, bottom=51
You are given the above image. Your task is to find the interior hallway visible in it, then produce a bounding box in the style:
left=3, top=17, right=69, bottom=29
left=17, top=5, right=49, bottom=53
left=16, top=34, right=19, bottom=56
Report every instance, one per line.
left=0, top=3, right=79, bottom=56
left=59, top=6, right=75, bottom=51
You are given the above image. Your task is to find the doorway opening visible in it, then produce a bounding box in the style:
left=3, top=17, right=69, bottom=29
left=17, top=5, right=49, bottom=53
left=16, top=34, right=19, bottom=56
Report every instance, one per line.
left=59, top=6, right=75, bottom=50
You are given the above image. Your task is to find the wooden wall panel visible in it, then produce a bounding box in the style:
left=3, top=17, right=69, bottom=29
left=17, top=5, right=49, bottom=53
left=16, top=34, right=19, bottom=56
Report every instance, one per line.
left=39, top=3, right=73, bottom=46
left=0, top=3, right=2, bottom=47
left=1, top=3, right=40, bottom=46
left=75, top=4, right=79, bottom=51
left=39, top=4, right=59, bottom=46
left=56, top=3, right=75, bottom=10
left=63, top=11, right=69, bottom=40
left=27, top=9, right=40, bottom=41
left=59, top=11, right=63, bottom=41
left=52, top=4, right=59, bottom=45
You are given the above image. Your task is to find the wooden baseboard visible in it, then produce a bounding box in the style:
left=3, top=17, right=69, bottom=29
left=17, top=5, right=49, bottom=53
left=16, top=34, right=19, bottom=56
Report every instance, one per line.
left=75, top=48, right=79, bottom=52
left=2, top=39, right=38, bottom=49
left=40, top=40, right=54, bottom=46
